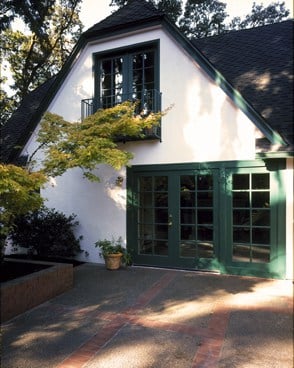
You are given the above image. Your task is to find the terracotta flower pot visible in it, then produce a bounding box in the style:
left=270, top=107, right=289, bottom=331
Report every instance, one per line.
left=104, top=253, right=123, bottom=270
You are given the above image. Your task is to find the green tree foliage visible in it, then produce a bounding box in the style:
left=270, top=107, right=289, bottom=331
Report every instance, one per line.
left=10, top=206, right=82, bottom=257
left=179, top=0, right=228, bottom=38
left=0, top=102, right=165, bottom=256
left=179, top=0, right=290, bottom=38
left=110, top=0, right=290, bottom=38
left=0, top=164, right=47, bottom=256
left=110, top=0, right=183, bottom=23
left=0, top=0, right=55, bottom=34
left=36, top=101, right=167, bottom=181
left=0, top=0, right=83, bottom=124
left=0, top=81, right=16, bottom=126
left=156, top=0, right=183, bottom=23
left=228, top=2, right=290, bottom=30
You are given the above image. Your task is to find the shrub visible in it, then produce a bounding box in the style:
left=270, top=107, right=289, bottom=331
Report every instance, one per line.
left=9, top=206, right=83, bottom=257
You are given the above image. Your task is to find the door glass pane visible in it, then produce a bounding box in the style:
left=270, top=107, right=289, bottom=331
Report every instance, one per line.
left=197, top=175, right=213, bottom=190
left=139, top=224, right=153, bottom=238
left=198, top=242, right=214, bottom=258
left=233, top=210, right=250, bottom=225
left=180, top=173, right=214, bottom=259
left=181, top=225, right=195, bottom=240
left=137, top=175, right=168, bottom=256
left=233, top=192, right=249, bottom=207
left=233, top=244, right=250, bottom=262
left=252, top=228, right=270, bottom=244
left=132, top=51, right=155, bottom=113
left=197, top=192, right=213, bottom=207
left=154, top=193, right=168, bottom=207
left=180, top=240, right=197, bottom=257
left=140, top=239, right=153, bottom=254
left=181, top=192, right=195, bottom=207
left=232, top=172, right=271, bottom=263
left=155, top=209, right=168, bottom=223
left=154, top=241, right=168, bottom=255
left=155, top=225, right=168, bottom=240
left=181, top=175, right=195, bottom=190
left=197, top=209, right=213, bottom=224
left=252, top=174, right=269, bottom=189
left=181, top=209, right=195, bottom=224
left=252, top=192, right=270, bottom=208
left=252, top=210, right=270, bottom=226
left=233, top=228, right=250, bottom=243
left=233, top=174, right=249, bottom=189
left=252, top=246, right=270, bottom=263
left=139, top=176, right=152, bottom=191
left=100, top=57, right=123, bottom=108
left=155, top=176, right=168, bottom=191
left=145, top=67, right=155, bottom=83
left=139, top=204, right=153, bottom=223
left=198, top=226, right=213, bottom=241
left=133, top=53, right=143, bottom=69
left=139, top=192, right=152, bottom=207
left=144, top=51, right=154, bottom=67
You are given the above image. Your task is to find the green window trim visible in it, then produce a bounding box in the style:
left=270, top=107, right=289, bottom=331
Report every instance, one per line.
left=127, top=159, right=287, bottom=279
left=94, top=40, right=160, bottom=113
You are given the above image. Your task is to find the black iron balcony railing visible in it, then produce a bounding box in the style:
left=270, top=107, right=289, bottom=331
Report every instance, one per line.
left=81, top=89, right=162, bottom=140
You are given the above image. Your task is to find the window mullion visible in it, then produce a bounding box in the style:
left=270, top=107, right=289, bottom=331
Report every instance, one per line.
left=123, top=54, right=131, bottom=99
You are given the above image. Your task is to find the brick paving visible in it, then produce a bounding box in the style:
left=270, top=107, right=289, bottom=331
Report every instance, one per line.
left=1, top=265, right=293, bottom=368
left=55, top=269, right=292, bottom=368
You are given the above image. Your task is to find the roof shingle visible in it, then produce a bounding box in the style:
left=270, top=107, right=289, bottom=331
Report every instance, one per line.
left=193, top=20, right=294, bottom=145
left=84, top=0, right=164, bottom=38
left=0, top=78, right=55, bottom=163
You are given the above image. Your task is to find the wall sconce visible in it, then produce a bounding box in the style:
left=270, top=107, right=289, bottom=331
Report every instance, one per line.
left=115, top=176, right=124, bottom=186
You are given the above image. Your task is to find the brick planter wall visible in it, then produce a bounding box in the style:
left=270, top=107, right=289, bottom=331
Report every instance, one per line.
left=1, top=259, right=73, bottom=323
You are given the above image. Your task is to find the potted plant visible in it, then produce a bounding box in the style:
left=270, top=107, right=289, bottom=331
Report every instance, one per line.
left=95, top=237, right=132, bottom=270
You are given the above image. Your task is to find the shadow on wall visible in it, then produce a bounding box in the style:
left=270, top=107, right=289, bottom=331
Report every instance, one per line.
left=182, top=68, right=255, bottom=162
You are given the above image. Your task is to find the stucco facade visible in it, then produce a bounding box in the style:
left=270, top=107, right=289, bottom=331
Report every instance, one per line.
left=8, top=6, right=291, bottom=279
left=24, top=29, right=260, bottom=260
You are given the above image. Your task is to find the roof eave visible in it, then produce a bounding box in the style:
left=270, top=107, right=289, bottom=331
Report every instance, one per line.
left=6, top=86, right=57, bottom=164
left=83, top=15, right=165, bottom=41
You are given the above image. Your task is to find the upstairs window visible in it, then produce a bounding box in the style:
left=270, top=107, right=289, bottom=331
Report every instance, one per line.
left=94, top=41, right=160, bottom=114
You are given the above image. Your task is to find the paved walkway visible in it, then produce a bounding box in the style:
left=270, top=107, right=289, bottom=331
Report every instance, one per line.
left=1, top=264, right=293, bottom=368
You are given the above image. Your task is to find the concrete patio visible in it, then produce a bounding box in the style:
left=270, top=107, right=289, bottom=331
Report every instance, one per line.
left=1, top=263, right=293, bottom=368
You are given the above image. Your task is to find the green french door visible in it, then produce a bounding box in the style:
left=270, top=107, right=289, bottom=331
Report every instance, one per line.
left=131, top=170, right=218, bottom=270
left=128, top=160, right=286, bottom=277
left=224, top=168, right=286, bottom=278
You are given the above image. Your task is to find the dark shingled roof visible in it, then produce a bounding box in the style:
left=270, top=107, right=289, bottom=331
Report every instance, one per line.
left=193, top=20, right=294, bottom=146
left=1, top=78, right=56, bottom=163
left=83, top=0, right=164, bottom=38
left=1, top=0, right=293, bottom=164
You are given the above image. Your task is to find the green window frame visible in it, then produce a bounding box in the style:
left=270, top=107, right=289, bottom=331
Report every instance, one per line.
left=127, top=159, right=287, bottom=278
left=94, top=41, right=160, bottom=113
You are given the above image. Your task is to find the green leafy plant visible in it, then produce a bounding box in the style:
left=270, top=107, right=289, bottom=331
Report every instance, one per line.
left=9, top=206, right=83, bottom=257
left=95, top=236, right=132, bottom=266
left=36, top=102, right=168, bottom=182
left=0, top=163, right=47, bottom=260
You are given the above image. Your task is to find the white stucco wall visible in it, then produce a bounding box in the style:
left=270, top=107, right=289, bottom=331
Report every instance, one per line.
left=285, top=158, right=294, bottom=280
left=22, top=27, right=267, bottom=264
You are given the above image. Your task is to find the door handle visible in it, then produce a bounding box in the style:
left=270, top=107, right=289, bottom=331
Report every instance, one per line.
left=168, top=214, right=173, bottom=226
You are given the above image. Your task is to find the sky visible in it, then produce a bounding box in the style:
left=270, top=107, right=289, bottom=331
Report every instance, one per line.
left=80, top=0, right=294, bottom=30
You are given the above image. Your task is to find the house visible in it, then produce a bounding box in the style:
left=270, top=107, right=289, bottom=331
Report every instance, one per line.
left=2, top=0, right=293, bottom=279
